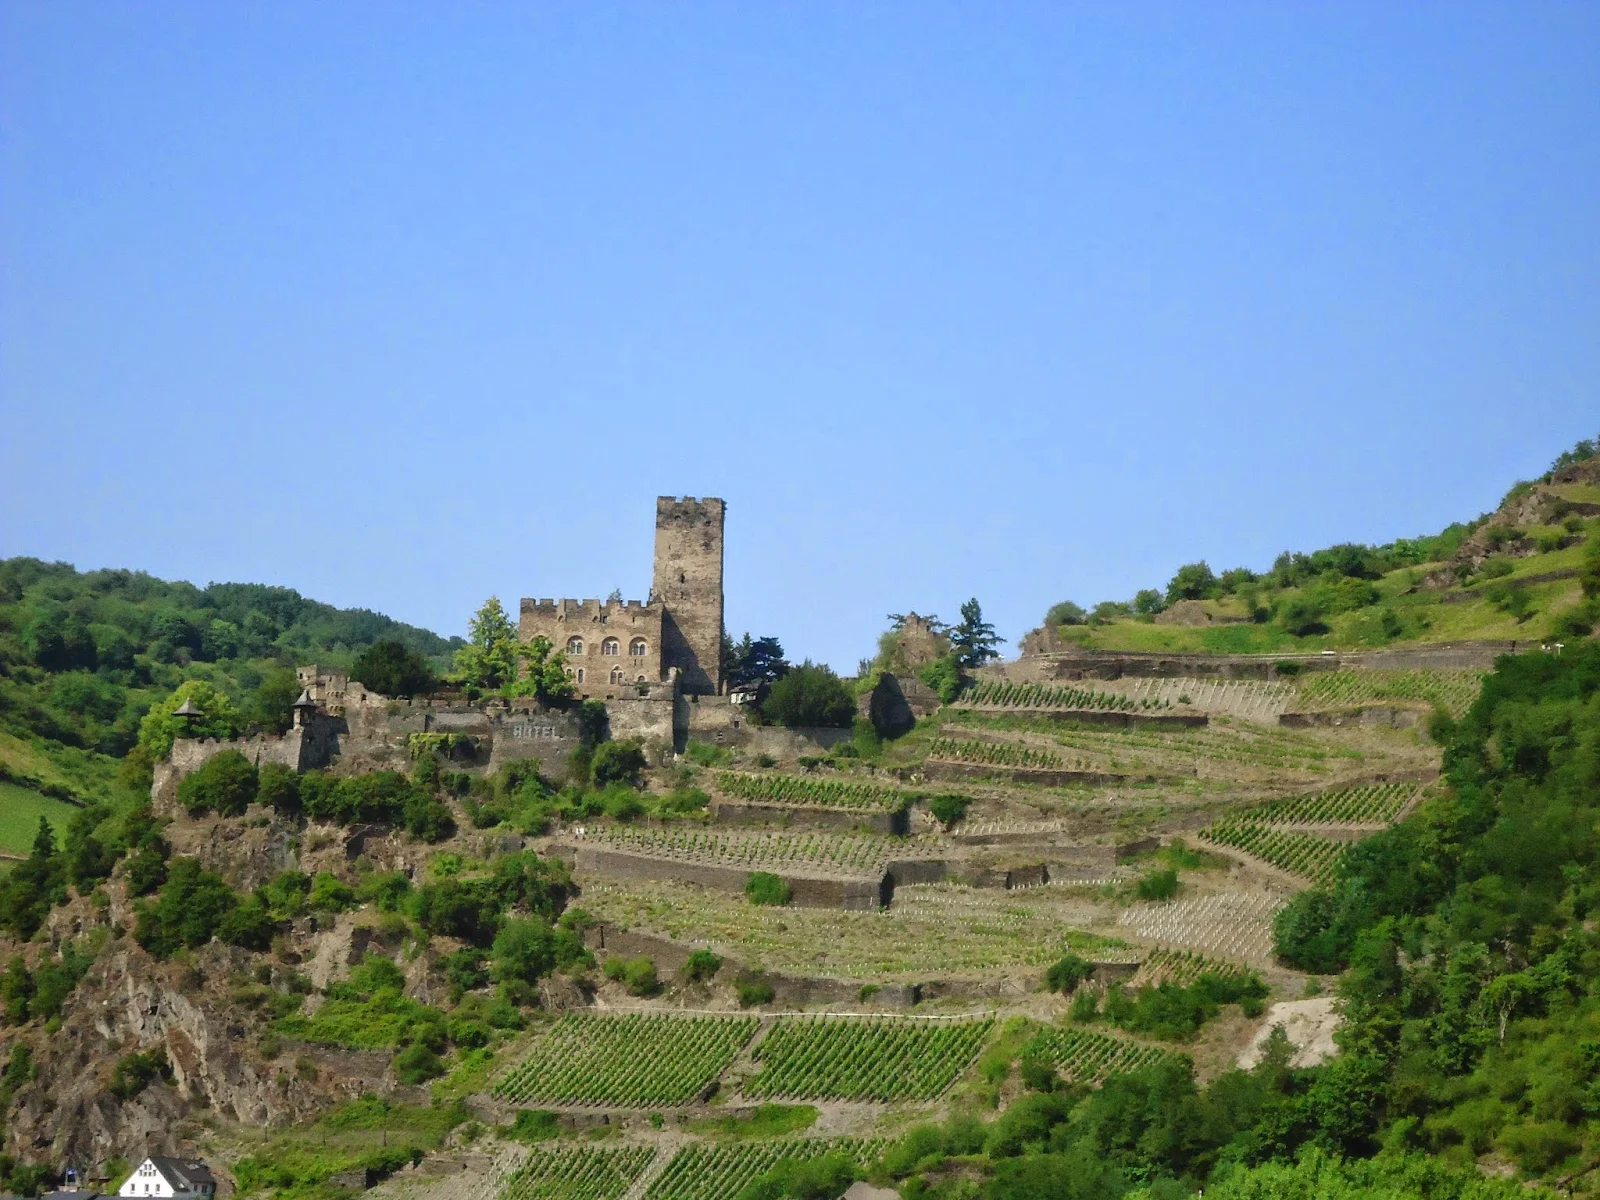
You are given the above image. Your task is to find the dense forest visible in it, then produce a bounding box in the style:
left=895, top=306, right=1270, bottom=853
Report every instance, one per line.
left=0, top=557, right=460, bottom=824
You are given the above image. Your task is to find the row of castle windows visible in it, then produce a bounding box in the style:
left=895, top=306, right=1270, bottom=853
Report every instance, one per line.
left=566, top=637, right=647, bottom=657
left=566, top=668, right=647, bottom=684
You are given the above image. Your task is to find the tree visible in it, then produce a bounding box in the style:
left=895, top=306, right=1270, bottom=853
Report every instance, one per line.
left=1045, top=601, right=1086, bottom=627
left=762, top=662, right=855, bottom=728
left=453, top=597, right=520, bottom=691
left=351, top=640, right=439, bottom=698
left=137, top=680, right=244, bottom=760
left=1132, top=589, right=1166, bottom=617
left=590, top=739, right=647, bottom=787
left=509, top=636, right=575, bottom=703
left=491, top=918, right=557, bottom=988
left=177, top=750, right=259, bottom=817
left=248, top=667, right=302, bottom=734
left=1166, top=561, right=1219, bottom=602
left=948, top=599, right=1003, bottom=668
left=728, top=635, right=790, bottom=689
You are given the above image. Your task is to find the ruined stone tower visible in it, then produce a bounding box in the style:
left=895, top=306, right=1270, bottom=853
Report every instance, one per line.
left=652, top=496, right=725, bottom=695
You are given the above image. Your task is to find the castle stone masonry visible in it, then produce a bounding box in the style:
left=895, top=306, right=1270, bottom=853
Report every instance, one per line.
left=519, top=496, right=726, bottom=699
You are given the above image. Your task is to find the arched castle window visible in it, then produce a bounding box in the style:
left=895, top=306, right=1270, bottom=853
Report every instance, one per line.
left=567, top=636, right=584, bottom=655
left=630, top=638, right=647, bottom=656
left=636, top=674, right=646, bottom=683
left=602, top=637, right=620, bottom=656
left=610, top=667, right=624, bottom=684
left=576, top=668, right=585, bottom=684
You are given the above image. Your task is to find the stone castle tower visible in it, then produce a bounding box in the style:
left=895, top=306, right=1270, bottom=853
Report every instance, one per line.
left=652, top=496, right=725, bottom=695
left=518, top=496, right=725, bottom=699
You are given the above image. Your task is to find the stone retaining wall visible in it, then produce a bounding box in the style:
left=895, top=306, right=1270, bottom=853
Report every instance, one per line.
left=923, top=761, right=1141, bottom=788
left=572, top=846, right=889, bottom=910
left=950, top=708, right=1208, bottom=730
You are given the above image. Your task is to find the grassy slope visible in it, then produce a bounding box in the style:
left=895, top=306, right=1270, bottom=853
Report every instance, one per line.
left=1053, top=520, right=1594, bottom=654
left=0, top=781, right=77, bottom=857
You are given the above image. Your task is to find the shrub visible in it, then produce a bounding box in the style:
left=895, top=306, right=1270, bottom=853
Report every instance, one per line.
left=603, top=955, right=659, bottom=996
left=108, top=1048, right=170, bottom=1099
left=392, top=1043, right=445, bottom=1084
left=1135, top=867, right=1180, bottom=902
left=762, top=662, right=856, bottom=728
left=684, top=949, right=723, bottom=983
left=1046, top=601, right=1087, bottom=626
left=1277, top=596, right=1326, bottom=637
left=507, top=1109, right=560, bottom=1143
left=177, top=751, right=258, bottom=817
left=402, top=792, right=456, bottom=842
left=918, top=653, right=963, bottom=704
left=745, top=871, right=792, bottom=907
left=683, top=740, right=733, bottom=767
left=256, top=763, right=301, bottom=816
left=736, top=975, right=775, bottom=1008
left=1044, top=953, right=1095, bottom=994
left=591, top=739, right=647, bottom=787
left=926, top=793, right=970, bottom=828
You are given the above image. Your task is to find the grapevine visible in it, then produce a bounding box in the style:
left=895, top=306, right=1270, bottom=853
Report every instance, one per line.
left=1199, top=822, right=1348, bottom=885
left=927, top=738, right=1066, bottom=770
left=714, top=771, right=910, bottom=813
left=570, top=825, right=923, bottom=877
left=647, top=1139, right=886, bottom=1200
left=1022, top=1025, right=1172, bottom=1085
left=960, top=680, right=1150, bottom=711
left=500, top=1146, right=657, bottom=1200
left=744, top=1016, right=993, bottom=1101
left=1245, top=781, right=1414, bottom=826
left=1294, top=669, right=1484, bottom=717
left=493, top=1012, right=758, bottom=1107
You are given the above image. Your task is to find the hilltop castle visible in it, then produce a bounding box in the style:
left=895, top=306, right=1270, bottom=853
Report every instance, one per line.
left=519, top=496, right=726, bottom=699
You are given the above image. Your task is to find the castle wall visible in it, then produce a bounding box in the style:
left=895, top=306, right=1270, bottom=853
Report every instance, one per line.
left=517, top=598, right=665, bottom=699
left=652, top=497, right=725, bottom=695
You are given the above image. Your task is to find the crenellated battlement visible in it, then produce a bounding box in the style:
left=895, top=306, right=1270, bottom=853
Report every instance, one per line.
left=519, top=597, right=659, bottom=620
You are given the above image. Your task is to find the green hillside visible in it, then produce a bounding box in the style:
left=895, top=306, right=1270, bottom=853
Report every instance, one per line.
left=1040, top=438, right=1600, bottom=655
left=0, top=557, right=461, bottom=854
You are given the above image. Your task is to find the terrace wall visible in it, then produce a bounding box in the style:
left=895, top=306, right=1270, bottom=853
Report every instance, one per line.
left=1000, top=640, right=1521, bottom=682
left=922, top=761, right=1143, bottom=788
left=570, top=846, right=889, bottom=910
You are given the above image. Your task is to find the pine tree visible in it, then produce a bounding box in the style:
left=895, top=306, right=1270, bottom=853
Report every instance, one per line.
left=948, top=598, right=1003, bottom=667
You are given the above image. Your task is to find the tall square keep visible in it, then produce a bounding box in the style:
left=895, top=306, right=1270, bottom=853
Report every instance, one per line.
left=518, top=496, right=726, bottom=698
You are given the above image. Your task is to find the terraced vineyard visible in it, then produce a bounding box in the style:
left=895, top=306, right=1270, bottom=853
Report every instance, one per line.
left=714, top=771, right=910, bottom=813
left=1127, top=948, right=1250, bottom=988
left=1045, top=721, right=1362, bottom=776
left=1294, top=669, right=1485, bottom=717
left=500, top=1146, right=657, bottom=1200
left=647, top=1139, right=887, bottom=1200
left=1199, top=822, right=1348, bottom=885
left=493, top=1013, right=758, bottom=1106
left=1119, top=677, right=1295, bottom=721
left=744, top=1017, right=994, bottom=1101
left=1023, top=1026, right=1171, bottom=1084
left=927, top=738, right=1066, bottom=770
left=571, top=825, right=921, bottom=876
left=1246, top=781, right=1415, bottom=826
left=960, top=680, right=1152, bottom=711
left=1116, top=891, right=1286, bottom=964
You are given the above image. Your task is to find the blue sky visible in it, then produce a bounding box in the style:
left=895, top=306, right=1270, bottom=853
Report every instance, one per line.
left=2, top=2, right=1596, bottom=670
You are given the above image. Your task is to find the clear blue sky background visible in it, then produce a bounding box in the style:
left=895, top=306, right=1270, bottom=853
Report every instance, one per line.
left=3, top=3, right=1597, bottom=670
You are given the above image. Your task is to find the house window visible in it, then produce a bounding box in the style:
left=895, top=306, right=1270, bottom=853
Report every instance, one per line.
left=601, top=637, right=619, bottom=656
left=566, top=636, right=584, bottom=655
left=629, top=638, right=647, bottom=656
